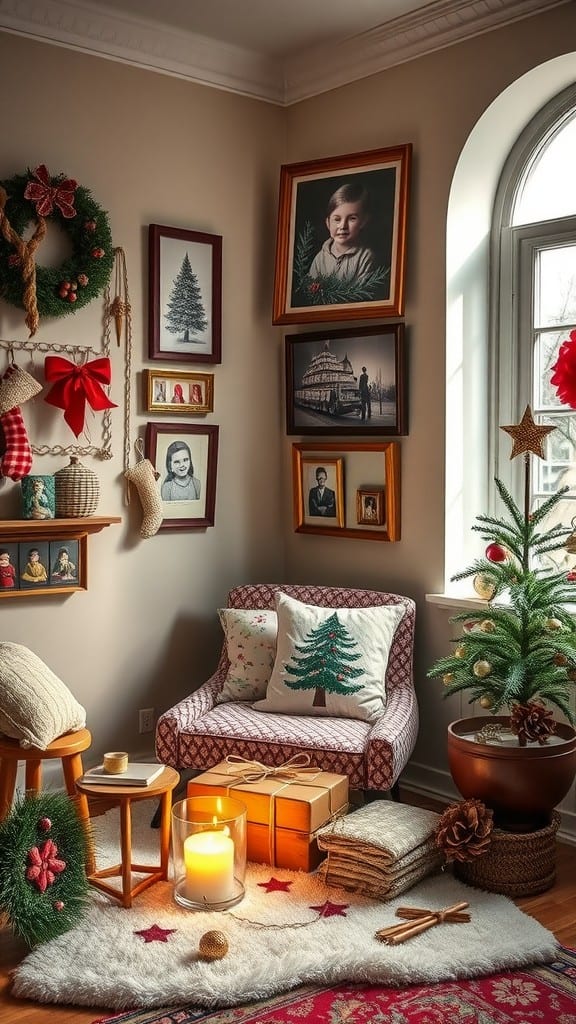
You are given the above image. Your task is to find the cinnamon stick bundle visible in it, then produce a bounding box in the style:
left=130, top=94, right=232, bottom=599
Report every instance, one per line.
left=375, top=901, right=470, bottom=945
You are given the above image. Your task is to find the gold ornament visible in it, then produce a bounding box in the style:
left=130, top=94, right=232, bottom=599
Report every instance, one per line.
left=480, top=619, right=496, bottom=633
left=565, top=518, right=576, bottom=554
left=546, top=617, right=562, bottom=631
left=501, top=404, right=555, bottom=460
left=198, top=930, right=229, bottom=961
left=442, top=673, right=454, bottom=686
left=473, top=574, right=495, bottom=601
left=479, top=695, right=494, bottom=709
left=454, top=644, right=466, bottom=659
left=473, top=660, right=491, bottom=678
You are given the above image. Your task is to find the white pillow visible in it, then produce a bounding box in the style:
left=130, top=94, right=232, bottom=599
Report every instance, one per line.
left=0, top=642, right=86, bottom=749
left=216, top=608, right=278, bottom=703
left=253, top=592, right=405, bottom=722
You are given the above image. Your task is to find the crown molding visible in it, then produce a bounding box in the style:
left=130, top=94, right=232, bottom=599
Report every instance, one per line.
left=0, top=0, right=570, bottom=106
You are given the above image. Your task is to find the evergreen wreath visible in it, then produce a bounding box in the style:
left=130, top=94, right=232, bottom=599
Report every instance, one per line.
left=0, top=164, right=113, bottom=335
left=0, top=792, right=91, bottom=946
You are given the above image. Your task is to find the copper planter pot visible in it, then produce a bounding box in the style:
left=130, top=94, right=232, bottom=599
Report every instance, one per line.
left=447, top=716, right=576, bottom=832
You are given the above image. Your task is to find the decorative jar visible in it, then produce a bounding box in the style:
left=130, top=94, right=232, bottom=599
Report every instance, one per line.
left=171, top=796, right=247, bottom=911
left=54, top=456, right=99, bottom=517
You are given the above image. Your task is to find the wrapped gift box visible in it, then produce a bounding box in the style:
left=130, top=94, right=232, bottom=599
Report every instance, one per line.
left=187, top=760, right=349, bottom=871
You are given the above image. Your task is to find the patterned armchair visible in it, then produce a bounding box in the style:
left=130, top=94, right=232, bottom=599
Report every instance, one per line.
left=155, top=583, right=418, bottom=796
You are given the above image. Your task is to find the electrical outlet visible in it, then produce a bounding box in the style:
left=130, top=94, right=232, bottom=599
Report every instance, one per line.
left=138, top=707, right=155, bottom=734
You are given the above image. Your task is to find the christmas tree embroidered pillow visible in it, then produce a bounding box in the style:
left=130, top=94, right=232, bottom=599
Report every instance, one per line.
left=0, top=642, right=86, bottom=749
left=216, top=608, right=278, bottom=703
left=253, top=592, right=405, bottom=722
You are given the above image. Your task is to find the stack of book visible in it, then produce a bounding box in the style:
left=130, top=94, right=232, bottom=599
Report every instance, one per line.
left=78, top=763, right=165, bottom=787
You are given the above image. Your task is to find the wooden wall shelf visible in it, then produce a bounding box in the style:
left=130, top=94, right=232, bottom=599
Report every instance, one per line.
left=0, top=517, right=121, bottom=598
left=0, top=516, right=121, bottom=540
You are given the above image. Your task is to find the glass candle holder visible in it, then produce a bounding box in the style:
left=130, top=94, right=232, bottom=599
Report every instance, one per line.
left=171, top=795, right=247, bottom=911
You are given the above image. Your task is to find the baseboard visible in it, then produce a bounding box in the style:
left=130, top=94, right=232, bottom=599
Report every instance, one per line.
left=401, top=760, right=576, bottom=847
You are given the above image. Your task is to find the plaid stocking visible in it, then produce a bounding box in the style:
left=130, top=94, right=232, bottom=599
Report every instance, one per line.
left=0, top=405, right=33, bottom=480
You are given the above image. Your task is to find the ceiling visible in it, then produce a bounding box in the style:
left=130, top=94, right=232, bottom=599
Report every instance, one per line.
left=0, top=0, right=568, bottom=104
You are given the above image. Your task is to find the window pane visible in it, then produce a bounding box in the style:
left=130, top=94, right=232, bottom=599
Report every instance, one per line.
left=513, top=113, right=576, bottom=225
left=534, top=245, right=576, bottom=328
left=534, top=329, right=573, bottom=408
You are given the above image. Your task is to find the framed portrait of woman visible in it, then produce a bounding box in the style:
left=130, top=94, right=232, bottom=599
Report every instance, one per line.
left=145, top=422, right=219, bottom=530
left=273, top=145, right=411, bottom=325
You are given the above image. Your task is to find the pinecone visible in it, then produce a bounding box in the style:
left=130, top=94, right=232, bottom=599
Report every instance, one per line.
left=510, top=700, right=556, bottom=746
left=435, top=798, right=494, bottom=863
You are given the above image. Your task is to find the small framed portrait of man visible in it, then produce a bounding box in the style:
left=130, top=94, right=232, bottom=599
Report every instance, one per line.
left=296, top=457, right=345, bottom=531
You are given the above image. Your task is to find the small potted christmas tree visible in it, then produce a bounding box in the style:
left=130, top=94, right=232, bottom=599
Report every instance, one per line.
left=428, top=406, right=576, bottom=832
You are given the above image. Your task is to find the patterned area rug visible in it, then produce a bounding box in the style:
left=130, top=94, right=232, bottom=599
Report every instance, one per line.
left=93, top=948, right=576, bottom=1024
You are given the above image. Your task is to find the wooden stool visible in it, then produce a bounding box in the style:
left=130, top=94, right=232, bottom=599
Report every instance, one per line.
left=0, top=728, right=94, bottom=871
left=76, top=766, right=180, bottom=908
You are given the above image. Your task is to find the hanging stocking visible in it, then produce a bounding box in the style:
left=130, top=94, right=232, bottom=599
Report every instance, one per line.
left=0, top=365, right=41, bottom=482
left=125, top=440, right=163, bottom=538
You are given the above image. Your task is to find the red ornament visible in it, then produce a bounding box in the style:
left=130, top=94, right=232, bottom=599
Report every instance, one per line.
left=567, top=571, right=576, bottom=582
left=551, top=330, right=576, bottom=409
left=39, top=817, right=52, bottom=832
left=485, top=543, right=507, bottom=563
left=309, top=281, right=320, bottom=294
left=91, top=247, right=105, bottom=259
left=53, top=900, right=64, bottom=911
left=84, top=219, right=97, bottom=232
left=68, top=292, right=77, bottom=303
left=77, top=273, right=88, bottom=286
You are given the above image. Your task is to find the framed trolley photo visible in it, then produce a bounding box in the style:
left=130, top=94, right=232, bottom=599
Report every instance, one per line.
left=148, top=224, right=222, bottom=364
left=286, top=324, right=406, bottom=436
left=273, top=144, right=411, bottom=325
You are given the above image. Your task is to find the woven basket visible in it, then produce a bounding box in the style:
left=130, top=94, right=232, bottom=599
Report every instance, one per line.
left=54, top=457, right=100, bottom=518
left=455, top=812, right=560, bottom=897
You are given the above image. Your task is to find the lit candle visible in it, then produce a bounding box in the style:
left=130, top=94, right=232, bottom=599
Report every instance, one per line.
left=184, top=828, right=234, bottom=904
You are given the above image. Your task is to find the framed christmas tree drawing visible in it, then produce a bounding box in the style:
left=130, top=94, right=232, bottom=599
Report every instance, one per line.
left=148, top=224, right=222, bottom=364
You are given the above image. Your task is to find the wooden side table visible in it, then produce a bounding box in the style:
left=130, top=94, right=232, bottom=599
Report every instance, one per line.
left=76, top=765, right=180, bottom=908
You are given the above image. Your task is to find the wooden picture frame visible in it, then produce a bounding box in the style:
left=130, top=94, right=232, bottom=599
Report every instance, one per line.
left=148, top=224, right=222, bottom=364
left=292, top=442, right=400, bottom=541
left=143, top=369, right=214, bottom=415
left=286, top=323, right=406, bottom=436
left=357, top=488, right=385, bottom=526
left=145, top=422, right=219, bottom=530
left=299, top=457, right=345, bottom=530
left=273, top=144, right=411, bottom=325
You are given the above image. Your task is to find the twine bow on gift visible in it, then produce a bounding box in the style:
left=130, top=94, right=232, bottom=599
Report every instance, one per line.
left=375, top=901, right=470, bottom=945
left=44, top=355, right=117, bottom=437
left=224, top=753, right=320, bottom=784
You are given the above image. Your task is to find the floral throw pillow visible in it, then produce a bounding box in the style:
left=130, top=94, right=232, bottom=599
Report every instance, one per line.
left=252, top=592, right=405, bottom=722
left=216, top=608, right=278, bottom=703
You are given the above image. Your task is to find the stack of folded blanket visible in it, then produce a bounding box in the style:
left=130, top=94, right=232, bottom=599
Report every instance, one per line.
left=316, top=800, right=444, bottom=900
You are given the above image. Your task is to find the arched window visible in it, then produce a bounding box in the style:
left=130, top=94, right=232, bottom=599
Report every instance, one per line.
left=493, top=84, right=576, bottom=567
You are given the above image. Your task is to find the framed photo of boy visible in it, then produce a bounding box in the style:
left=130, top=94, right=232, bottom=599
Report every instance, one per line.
left=296, top=457, right=345, bottom=531
left=143, top=369, right=214, bottom=415
left=145, top=422, right=219, bottom=530
left=148, top=224, right=222, bottom=364
left=286, top=324, right=406, bottom=436
left=273, top=144, right=411, bottom=325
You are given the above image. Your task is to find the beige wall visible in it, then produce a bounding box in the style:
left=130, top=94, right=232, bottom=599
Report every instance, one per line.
left=0, top=35, right=286, bottom=761
left=0, top=5, right=575, bottom=794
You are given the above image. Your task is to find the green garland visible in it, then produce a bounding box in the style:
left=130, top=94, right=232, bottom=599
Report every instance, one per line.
left=0, top=792, right=90, bottom=946
left=0, top=167, right=113, bottom=321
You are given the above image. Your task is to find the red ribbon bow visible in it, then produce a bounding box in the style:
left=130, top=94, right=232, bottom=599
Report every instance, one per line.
left=44, top=356, right=117, bottom=437
left=23, top=164, right=77, bottom=219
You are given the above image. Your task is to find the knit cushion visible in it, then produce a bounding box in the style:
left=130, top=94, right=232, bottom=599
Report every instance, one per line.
left=253, top=592, right=405, bottom=722
left=216, top=609, right=278, bottom=703
left=0, top=642, right=86, bottom=749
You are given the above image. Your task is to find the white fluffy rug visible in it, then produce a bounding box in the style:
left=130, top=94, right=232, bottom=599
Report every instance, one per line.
left=12, top=803, right=559, bottom=1011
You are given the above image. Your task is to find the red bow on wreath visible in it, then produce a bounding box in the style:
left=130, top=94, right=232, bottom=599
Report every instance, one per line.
left=44, top=355, right=117, bottom=437
left=23, top=164, right=77, bottom=219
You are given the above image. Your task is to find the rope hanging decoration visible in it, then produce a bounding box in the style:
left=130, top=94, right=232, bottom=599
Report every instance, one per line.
left=0, top=165, right=114, bottom=336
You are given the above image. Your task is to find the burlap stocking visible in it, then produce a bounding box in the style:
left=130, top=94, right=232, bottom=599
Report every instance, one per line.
left=125, top=455, right=163, bottom=538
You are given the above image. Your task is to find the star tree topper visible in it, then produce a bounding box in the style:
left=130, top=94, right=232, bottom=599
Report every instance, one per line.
left=501, top=404, right=555, bottom=460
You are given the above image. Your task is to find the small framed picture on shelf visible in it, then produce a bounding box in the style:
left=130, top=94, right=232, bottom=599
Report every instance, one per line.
left=285, top=323, right=406, bottom=436
left=143, top=369, right=214, bottom=414
left=145, top=422, right=219, bottom=530
left=273, top=144, right=411, bottom=325
left=19, top=540, right=50, bottom=590
left=148, top=224, right=222, bottom=365
left=357, top=488, right=385, bottom=526
left=0, top=535, right=87, bottom=597
left=292, top=442, right=400, bottom=541
left=0, top=542, right=20, bottom=592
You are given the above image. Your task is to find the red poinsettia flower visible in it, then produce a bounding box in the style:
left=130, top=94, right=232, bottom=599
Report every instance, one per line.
left=551, top=330, right=576, bottom=408
left=23, top=164, right=77, bottom=219
left=26, top=838, right=66, bottom=893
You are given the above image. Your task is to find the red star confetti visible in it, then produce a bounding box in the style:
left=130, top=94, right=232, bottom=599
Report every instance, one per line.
left=309, top=900, right=349, bottom=918
left=257, top=877, right=293, bottom=893
left=134, top=924, right=177, bottom=943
